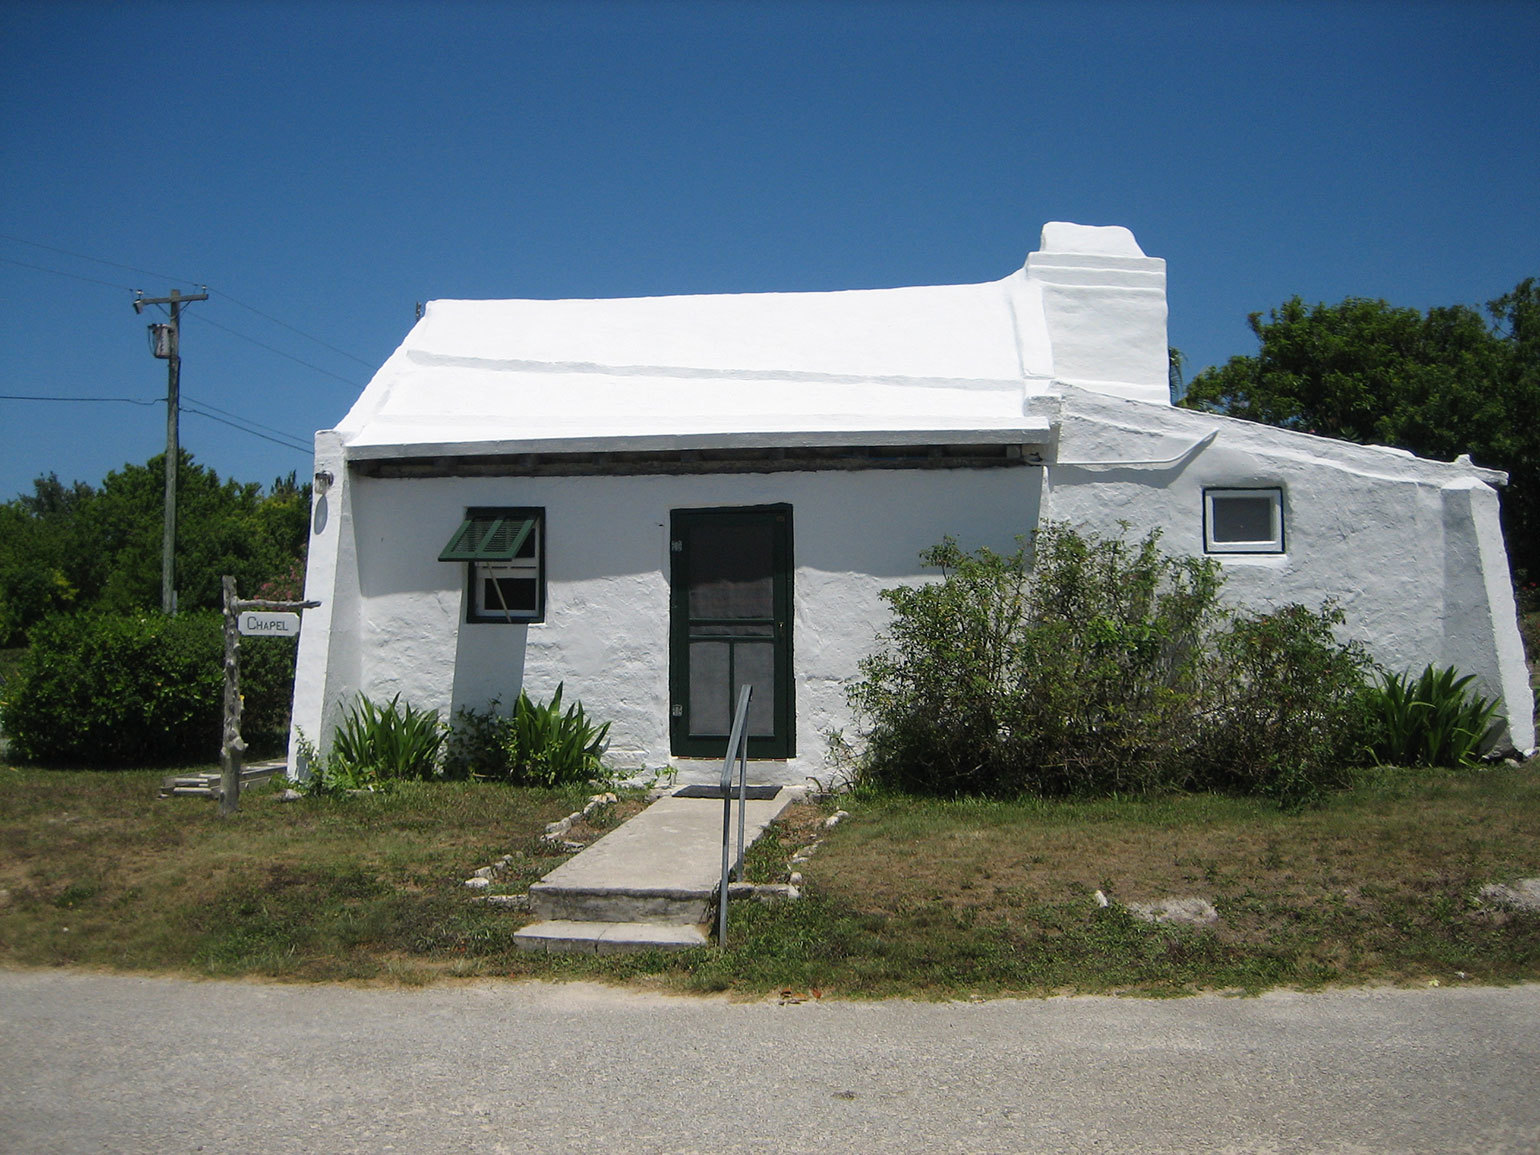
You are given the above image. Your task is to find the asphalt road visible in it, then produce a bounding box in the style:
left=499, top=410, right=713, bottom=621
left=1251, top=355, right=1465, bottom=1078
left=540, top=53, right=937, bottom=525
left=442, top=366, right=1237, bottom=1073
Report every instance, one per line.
left=2, top=970, right=1537, bottom=1154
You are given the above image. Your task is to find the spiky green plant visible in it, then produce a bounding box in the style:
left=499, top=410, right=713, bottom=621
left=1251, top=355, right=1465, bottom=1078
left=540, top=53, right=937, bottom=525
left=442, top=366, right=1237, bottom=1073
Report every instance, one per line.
left=1367, top=664, right=1502, bottom=768
left=498, top=682, right=611, bottom=787
left=329, top=693, right=445, bottom=782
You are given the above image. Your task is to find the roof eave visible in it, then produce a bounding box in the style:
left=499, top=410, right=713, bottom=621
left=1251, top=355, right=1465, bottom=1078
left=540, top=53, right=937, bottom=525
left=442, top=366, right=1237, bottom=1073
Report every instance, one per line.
left=341, top=423, right=1058, bottom=462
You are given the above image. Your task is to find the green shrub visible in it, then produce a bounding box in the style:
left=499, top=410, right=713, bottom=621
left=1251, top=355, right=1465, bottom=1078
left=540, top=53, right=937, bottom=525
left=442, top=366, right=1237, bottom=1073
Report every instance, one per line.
left=845, top=536, right=1035, bottom=797
left=849, top=524, right=1224, bottom=798
left=440, top=686, right=612, bottom=787
left=848, top=523, right=1382, bottom=803
left=329, top=693, right=445, bottom=783
left=0, top=647, right=24, bottom=695
left=1, top=612, right=217, bottom=766
left=1365, top=664, right=1501, bottom=768
left=1193, top=602, right=1377, bottom=806
left=0, top=611, right=297, bottom=768
left=235, top=634, right=299, bottom=756
left=442, top=701, right=509, bottom=781
left=499, top=683, right=611, bottom=787
left=1008, top=524, right=1225, bottom=795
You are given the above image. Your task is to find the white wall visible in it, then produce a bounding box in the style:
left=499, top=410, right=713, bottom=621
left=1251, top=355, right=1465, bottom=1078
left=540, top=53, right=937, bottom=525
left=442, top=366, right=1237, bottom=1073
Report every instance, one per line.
left=289, top=430, right=361, bottom=779
left=296, top=465, right=1044, bottom=783
left=291, top=385, right=1534, bottom=782
left=1044, top=389, right=1535, bottom=753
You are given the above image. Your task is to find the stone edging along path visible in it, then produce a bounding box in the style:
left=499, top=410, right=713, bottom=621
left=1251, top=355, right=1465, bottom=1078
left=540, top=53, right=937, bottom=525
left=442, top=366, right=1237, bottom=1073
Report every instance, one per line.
left=458, top=793, right=851, bottom=912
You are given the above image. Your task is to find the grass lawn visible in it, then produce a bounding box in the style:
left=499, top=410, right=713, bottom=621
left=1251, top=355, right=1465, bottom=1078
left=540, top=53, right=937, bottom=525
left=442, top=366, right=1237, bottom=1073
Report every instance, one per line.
left=1, top=758, right=1537, bottom=997
left=0, top=770, right=607, bottom=983
left=763, top=764, right=1540, bottom=997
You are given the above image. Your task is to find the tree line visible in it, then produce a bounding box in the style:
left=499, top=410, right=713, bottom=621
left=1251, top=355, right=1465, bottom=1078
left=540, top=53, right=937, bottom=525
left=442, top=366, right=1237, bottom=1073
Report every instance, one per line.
left=1179, top=277, right=1538, bottom=585
left=0, top=452, right=308, bottom=648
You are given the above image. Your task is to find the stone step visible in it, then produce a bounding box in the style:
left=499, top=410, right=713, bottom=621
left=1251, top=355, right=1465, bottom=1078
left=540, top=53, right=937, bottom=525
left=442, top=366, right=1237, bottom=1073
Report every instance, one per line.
left=526, top=883, right=713, bottom=925
left=158, top=760, right=287, bottom=798
left=509, top=789, right=800, bottom=955
left=513, top=919, right=710, bottom=955
left=524, top=880, right=800, bottom=924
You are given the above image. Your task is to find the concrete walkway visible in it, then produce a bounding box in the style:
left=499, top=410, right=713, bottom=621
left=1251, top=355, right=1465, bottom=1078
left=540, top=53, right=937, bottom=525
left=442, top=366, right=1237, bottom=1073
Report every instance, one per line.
left=515, top=788, right=796, bottom=953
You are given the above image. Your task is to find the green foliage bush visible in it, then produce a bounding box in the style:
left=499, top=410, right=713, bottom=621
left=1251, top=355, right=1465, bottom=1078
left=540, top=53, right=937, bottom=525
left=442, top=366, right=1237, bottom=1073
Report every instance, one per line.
left=1192, top=603, right=1376, bottom=805
left=1364, top=664, right=1500, bottom=768
left=238, top=634, right=302, bottom=756
left=0, top=455, right=309, bottom=648
left=441, top=686, right=612, bottom=787
left=330, top=693, right=445, bottom=782
left=849, top=526, right=1223, bottom=797
left=300, top=694, right=444, bottom=792
left=500, top=684, right=611, bottom=787
left=442, top=701, right=509, bottom=781
left=0, top=611, right=296, bottom=767
left=848, top=523, right=1390, bottom=804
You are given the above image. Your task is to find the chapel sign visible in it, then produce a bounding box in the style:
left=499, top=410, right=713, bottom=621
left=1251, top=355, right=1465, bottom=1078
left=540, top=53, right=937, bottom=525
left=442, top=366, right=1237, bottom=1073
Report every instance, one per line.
left=238, top=610, right=301, bottom=637
left=220, top=576, right=319, bottom=817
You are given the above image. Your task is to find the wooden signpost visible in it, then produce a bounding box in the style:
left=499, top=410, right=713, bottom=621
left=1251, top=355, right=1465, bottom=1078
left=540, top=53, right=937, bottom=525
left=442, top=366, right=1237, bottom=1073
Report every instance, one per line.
left=221, top=576, right=319, bottom=817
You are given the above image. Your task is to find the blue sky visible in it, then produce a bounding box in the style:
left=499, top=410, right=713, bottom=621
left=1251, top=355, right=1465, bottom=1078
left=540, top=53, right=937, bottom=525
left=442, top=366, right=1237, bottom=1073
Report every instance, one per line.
left=2, top=0, right=1536, bottom=502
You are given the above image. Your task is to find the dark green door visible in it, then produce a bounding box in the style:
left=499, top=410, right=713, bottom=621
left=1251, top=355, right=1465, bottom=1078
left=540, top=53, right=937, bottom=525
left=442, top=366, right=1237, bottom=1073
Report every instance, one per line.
left=670, top=505, right=793, bottom=758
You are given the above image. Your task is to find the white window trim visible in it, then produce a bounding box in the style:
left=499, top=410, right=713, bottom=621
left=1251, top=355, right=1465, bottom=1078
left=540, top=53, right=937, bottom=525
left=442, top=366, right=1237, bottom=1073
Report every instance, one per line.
left=472, top=557, right=542, bottom=621
left=1204, top=487, right=1284, bottom=554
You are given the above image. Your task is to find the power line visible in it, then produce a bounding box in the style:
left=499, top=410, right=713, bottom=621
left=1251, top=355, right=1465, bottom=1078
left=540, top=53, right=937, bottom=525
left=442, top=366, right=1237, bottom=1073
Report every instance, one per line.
left=0, top=232, right=194, bottom=286
left=208, top=289, right=375, bottom=368
left=180, top=404, right=313, bottom=455
left=183, top=311, right=363, bottom=386
left=2, top=232, right=377, bottom=371
left=0, top=392, right=158, bottom=405
left=2, top=391, right=313, bottom=454
left=181, top=392, right=315, bottom=445
left=0, top=255, right=139, bottom=292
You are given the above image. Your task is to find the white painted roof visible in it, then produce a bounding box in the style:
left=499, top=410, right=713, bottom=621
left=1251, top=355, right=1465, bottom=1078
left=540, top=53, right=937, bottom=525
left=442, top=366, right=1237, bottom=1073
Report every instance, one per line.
left=334, top=222, right=1169, bottom=458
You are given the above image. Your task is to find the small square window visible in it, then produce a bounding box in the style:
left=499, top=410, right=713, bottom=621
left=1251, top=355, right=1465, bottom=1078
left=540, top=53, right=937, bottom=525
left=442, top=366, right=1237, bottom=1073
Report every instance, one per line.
left=1204, top=488, right=1283, bottom=554
left=440, top=508, right=545, bottom=622
left=474, top=564, right=540, bottom=619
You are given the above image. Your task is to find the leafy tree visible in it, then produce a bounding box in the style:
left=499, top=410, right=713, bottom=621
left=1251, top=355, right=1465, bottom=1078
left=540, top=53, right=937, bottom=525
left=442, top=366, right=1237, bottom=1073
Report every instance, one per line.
left=0, top=475, right=93, bottom=643
left=1180, top=280, right=1540, bottom=580
left=0, top=453, right=309, bottom=646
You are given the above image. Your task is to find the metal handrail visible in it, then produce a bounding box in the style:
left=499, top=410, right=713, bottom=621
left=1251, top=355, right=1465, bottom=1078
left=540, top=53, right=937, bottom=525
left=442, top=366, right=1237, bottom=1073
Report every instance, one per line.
left=717, top=684, right=753, bottom=947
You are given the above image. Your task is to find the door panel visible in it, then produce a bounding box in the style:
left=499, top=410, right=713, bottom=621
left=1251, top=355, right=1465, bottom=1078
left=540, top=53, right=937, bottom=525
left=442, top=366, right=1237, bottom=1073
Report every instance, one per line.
left=671, top=506, right=793, bottom=758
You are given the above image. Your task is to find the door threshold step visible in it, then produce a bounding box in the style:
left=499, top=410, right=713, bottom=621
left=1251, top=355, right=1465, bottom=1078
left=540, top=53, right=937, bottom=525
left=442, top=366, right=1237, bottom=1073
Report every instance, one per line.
left=513, top=919, right=710, bottom=955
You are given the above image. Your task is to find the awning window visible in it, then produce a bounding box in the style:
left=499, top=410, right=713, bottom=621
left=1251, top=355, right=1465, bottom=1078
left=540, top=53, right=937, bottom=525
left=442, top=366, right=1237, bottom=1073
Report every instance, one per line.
left=439, top=511, right=537, bottom=562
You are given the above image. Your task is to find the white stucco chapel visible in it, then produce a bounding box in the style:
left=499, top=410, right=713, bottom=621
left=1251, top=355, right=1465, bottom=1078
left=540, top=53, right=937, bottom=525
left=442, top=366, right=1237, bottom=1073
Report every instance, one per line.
left=289, top=222, right=1536, bottom=783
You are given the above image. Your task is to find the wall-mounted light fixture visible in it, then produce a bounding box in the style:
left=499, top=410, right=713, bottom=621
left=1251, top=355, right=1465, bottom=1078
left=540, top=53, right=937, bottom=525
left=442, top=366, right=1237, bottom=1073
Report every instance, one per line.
left=314, top=470, right=334, bottom=494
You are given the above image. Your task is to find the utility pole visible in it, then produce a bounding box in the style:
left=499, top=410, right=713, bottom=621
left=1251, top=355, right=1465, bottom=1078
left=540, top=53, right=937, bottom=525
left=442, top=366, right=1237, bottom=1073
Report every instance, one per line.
left=134, top=288, right=207, bottom=614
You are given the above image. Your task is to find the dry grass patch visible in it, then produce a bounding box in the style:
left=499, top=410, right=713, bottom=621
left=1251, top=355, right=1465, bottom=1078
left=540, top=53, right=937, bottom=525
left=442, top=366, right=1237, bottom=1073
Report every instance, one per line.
left=767, top=764, right=1540, bottom=994
left=0, top=766, right=603, bottom=979
left=3, top=762, right=1537, bottom=998
left=740, top=799, right=832, bottom=882
left=560, top=794, right=649, bottom=846
left=815, top=776, right=1539, bottom=918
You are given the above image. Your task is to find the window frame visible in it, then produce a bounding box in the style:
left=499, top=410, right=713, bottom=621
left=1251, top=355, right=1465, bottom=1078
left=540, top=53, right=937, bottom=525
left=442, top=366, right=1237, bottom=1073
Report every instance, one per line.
left=439, top=507, right=547, bottom=624
left=1203, top=487, right=1285, bottom=555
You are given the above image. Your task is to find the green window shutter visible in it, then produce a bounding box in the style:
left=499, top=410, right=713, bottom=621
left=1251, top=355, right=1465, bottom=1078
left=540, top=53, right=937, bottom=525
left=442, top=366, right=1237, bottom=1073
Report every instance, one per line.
left=439, top=512, right=537, bottom=562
